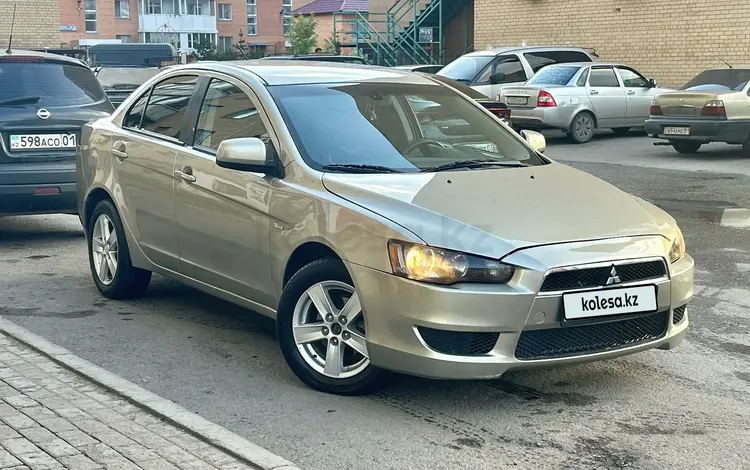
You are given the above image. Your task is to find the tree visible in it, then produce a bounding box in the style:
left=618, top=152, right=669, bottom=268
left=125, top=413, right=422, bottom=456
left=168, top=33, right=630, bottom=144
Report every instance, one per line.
left=323, top=32, right=341, bottom=55
left=193, top=40, right=219, bottom=61
left=288, top=15, right=318, bottom=55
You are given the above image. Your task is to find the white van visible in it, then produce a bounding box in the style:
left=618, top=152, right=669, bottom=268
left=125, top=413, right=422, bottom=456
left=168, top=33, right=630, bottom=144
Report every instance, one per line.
left=437, top=46, right=596, bottom=99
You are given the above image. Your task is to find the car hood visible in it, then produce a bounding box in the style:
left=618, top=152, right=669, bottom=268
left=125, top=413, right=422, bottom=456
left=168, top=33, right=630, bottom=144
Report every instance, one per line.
left=322, top=162, right=673, bottom=260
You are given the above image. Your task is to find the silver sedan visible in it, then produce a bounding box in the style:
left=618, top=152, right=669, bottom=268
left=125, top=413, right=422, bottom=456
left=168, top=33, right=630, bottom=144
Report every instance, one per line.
left=500, top=62, right=673, bottom=143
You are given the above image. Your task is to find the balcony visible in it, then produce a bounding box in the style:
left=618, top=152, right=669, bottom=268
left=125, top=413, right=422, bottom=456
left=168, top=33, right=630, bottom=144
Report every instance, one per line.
left=138, top=0, right=217, bottom=33
left=139, top=14, right=217, bottom=32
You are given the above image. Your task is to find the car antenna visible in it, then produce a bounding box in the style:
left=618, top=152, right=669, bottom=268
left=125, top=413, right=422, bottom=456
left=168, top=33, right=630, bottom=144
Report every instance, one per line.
left=710, top=50, right=734, bottom=87
left=5, top=2, right=17, bottom=54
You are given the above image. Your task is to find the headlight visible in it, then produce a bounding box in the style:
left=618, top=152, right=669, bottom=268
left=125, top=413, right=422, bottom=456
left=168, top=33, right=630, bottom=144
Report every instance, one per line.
left=387, top=241, right=515, bottom=285
left=668, top=227, right=686, bottom=263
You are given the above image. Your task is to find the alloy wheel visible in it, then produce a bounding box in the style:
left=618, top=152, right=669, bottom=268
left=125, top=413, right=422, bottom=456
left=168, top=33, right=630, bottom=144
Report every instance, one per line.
left=292, top=281, right=369, bottom=379
left=91, top=214, right=119, bottom=286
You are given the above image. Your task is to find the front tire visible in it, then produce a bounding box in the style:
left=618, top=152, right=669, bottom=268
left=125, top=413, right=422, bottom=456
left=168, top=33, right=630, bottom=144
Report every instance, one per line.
left=276, top=258, right=390, bottom=395
left=671, top=141, right=702, bottom=154
left=87, top=200, right=151, bottom=299
left=568, top=112, right=595, bottom=144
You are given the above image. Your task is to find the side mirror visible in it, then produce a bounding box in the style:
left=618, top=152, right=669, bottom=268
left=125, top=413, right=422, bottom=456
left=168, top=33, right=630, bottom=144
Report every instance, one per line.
left=648, top=78, right=657, bottom=88
left=489, top=72, right=506, bottom=85
left=520, top=129, right=546, bottom=153
left=216, top=137, right=277, bottom=174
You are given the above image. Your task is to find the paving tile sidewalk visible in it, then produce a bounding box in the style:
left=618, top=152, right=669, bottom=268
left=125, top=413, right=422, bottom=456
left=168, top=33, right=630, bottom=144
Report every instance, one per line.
left=0, top=333, right=254, bottom=470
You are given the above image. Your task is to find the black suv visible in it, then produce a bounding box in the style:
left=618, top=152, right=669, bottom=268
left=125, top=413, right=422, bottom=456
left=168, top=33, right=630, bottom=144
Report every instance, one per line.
left=259, top=54, right=369, bottom=65
left=0, top=50, right=114, bottom=217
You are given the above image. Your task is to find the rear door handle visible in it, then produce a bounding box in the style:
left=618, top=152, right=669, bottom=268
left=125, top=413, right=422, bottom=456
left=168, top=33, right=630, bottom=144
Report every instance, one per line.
left=112, top=141, right=128, bottom=159
left=627, top=90, right=635, bottom=95
left=174, top=167, right=196, bottom=183
left=589, top=90, right=599, bottom=95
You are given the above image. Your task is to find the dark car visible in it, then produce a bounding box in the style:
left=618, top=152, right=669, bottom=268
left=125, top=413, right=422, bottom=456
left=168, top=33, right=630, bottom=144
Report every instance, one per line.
left=0, top=50, right=114, bottom=217
left=426, top=73, right=512, bottom=125
left=260, top=54, right=369, bottom=65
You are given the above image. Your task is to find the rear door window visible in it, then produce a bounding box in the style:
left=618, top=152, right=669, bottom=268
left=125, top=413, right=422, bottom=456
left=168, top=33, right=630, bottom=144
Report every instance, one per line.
left=140, top=75, right=199, bottom=141
left=475, top=55, right=526, bottom=85
left=0, top=60, right=105, bottom=106
left=523, top=51, right=593, bottom=73
left=589, top=68, right=620, bottom=87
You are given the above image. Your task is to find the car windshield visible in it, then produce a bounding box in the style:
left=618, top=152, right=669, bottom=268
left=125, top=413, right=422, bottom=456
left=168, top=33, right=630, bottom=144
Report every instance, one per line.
left=269, top=82, right=543, bottom=173
left=680, top=68, right=750, bottom=91
left=527, top=66, right=581, bottom=86
left=0, top=61, right=105, bottom=106
left=437, top=55, right=494, bottom=83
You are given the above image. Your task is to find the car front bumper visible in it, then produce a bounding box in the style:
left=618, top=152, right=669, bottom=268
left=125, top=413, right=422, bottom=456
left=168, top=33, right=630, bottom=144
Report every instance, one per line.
left=644, top=117, right=750, bottom=144
left=347, top=236, right=693, bottom=380
left=0, top=162, right=78, bottom=216
left=508, top=106, right=578, bottom=130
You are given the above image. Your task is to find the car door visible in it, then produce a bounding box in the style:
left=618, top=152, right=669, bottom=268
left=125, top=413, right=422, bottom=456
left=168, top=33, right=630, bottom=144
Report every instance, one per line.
left=111, top=74, right=199, bottom=271
left=471, top=54, right=528, bottom=99
left=586, top=66, right=627, bottom=127
left=615, top=66, right=656, bottom=124
left=173, top=75, right=277, bottom=307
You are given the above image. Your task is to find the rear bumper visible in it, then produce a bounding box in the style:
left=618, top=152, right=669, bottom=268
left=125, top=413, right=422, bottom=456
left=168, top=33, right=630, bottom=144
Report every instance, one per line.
left=644, top=118, right=750, bottom=144
left=509, top=107, right=578, bottom=130
left=0, top=162, right=77, bottom=216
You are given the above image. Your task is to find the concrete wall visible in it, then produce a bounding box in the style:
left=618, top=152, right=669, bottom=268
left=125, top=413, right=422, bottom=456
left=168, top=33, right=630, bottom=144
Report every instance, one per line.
left=0, top=0, right=60, bottom=49
left=474, top=0, right=750, bottom=88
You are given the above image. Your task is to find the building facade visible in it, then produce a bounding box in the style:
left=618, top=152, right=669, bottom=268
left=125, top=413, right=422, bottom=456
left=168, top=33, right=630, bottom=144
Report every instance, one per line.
left=0, top=0, right=61, bottom=49
left=0, top=0, right=292, bottom=54
left=473, top=0, right=750, bottom=88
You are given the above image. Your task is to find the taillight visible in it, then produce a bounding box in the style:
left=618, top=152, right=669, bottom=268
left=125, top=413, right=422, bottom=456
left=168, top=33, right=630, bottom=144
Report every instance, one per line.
left=701, top=100, right=726, bottom=117
left=649, top=104, right=663, bottom=115
left=0, top=56, right=44, bottom=63
left=487, top=107, right=510, bottom=119
left=537, top=90, right=556, bottom=107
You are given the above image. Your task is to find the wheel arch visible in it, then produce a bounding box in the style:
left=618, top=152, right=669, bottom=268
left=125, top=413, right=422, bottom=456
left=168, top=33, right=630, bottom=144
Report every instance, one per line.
left=568, top=107, right=598, bottom=130
left=282, top=240, right=346, bottom=288
left=83, top=186, right=115, bottom=230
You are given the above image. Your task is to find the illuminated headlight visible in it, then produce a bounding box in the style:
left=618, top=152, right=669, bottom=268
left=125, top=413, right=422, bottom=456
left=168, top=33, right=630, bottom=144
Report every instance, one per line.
left=387, top=241, right=515, bottom=285
left=667, top=227, right=686, bottom=264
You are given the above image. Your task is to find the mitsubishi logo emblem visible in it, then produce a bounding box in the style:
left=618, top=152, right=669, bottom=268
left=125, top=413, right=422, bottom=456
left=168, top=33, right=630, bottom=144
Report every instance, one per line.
left=37, top=108, right=51, bottom=120
left=606, top=266, right=621, bottom=286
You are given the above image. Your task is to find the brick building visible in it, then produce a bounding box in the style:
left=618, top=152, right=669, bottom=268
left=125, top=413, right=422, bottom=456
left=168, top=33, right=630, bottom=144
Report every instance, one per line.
left=0, top=0, right=60, bottom=50
left=473, top=0, right=750, bottom=88
left=0, top=0, right=292, bottom=55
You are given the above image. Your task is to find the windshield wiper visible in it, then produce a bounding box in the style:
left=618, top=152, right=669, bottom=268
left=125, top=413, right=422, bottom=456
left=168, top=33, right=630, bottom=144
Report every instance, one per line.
left=422, top=159, right=526, bottom=173
left=321, top=164, right=403, bottom=174
left=0, top=96, right=42, bottom=106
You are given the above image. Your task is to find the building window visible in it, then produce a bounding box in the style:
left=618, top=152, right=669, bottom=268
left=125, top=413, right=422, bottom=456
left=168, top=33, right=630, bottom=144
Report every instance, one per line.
left=85, top=0, right=98, bottom=33
left=144, top=31, right=178, bottom=46
left=218, top=3, right=232, bottom=20
left=146, top=0, right=162, bottom=14
left=188, top=33, right=216, bottom=50
left=247, top=0, right=257, bottom=35
left=282, top=0, right=292, bottom=36
left=115, top=0, right=130, bottom=18
left=116, top=35, right=132, bottom=43
left=218, top=36, right=233, bottom=54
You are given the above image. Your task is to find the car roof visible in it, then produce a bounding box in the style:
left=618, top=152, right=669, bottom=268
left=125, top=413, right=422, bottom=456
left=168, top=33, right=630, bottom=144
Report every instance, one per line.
left=0, top=48, right=88, bottom=67
left=464, top=46, right=591, bottom=57
left=187, top=60, right=436, bottom=86
left=541, top=61, right=624, bottom=68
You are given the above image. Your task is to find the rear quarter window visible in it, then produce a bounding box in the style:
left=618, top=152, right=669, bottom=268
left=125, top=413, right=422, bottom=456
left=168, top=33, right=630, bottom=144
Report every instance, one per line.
left=0, top=61, right=105, bottom=106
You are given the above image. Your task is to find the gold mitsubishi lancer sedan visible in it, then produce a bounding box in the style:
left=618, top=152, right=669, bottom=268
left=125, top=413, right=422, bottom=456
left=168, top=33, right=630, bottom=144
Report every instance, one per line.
left=76, top=61, right=694, bottom=395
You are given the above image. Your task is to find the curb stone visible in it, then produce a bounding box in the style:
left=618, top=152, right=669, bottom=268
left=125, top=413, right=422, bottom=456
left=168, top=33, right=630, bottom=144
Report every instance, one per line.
left=0, top=317, right=303, bottom=470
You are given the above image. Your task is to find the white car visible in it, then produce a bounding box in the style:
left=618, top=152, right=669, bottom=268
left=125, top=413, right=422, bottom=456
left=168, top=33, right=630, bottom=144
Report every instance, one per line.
left=500, top=62, right=673, bottom=143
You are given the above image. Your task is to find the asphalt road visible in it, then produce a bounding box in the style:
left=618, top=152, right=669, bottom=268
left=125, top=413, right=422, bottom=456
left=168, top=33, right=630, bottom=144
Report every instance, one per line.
left=1, top=133, right=749, bottom=470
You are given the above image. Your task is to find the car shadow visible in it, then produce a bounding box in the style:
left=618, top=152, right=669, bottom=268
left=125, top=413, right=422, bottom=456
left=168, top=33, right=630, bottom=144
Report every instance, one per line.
left=0, top=215, right=84, bottom=246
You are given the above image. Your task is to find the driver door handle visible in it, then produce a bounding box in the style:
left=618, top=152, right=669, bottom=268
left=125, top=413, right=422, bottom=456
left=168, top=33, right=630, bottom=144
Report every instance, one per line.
left=112, top=141, right=128, bottom=159
left=174, top=167, right=196, bottom=183
left=589, top=89, right=599, bottom=95
left=627, top=90, right=636, bottom=95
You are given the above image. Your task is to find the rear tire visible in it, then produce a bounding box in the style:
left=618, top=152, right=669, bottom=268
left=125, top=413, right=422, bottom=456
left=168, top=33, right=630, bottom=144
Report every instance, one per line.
left=612, top=127, right=631, bottom=136
left=670, top=141, right=702, bottom=154
left=568, top=112, right=595, bottom=144
left=277, top=258, right=391, bottom=395
left=87, top=200, right=151, bottom=299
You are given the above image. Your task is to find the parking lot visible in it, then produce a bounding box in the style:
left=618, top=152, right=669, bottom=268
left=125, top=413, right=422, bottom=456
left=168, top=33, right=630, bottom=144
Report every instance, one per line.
left=1, top=132, right=749, bottom=470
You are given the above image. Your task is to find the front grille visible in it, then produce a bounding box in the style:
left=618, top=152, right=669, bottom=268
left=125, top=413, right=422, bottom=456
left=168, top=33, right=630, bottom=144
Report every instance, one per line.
left=672, top=305, right=686, bottom=324
left=514, top=310, right=669, bottom=360
left=418, top=327, right=499, bottom=356
left=540, top=260, right=666, bottom=292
